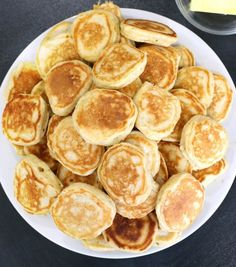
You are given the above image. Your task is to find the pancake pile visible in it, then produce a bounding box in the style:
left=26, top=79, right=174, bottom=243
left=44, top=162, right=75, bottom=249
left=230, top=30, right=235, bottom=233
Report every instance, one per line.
left=2, top=1, right=232, bottom=253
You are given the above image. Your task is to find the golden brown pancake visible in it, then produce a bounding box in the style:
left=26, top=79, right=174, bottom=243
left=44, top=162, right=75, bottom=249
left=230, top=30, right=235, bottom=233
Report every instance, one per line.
left=175, top=46, right=195, bottom=68
left=104, top=213, right=158, bottom=252
left=156, top=173, right=205, bottom=232
left=118, top=78, right=142, bottom=98
left=14, top=155, right=62, bottom=214
left=31, top=81, right=49, bottom=103
left=72, top=89, right=137, bottom=146
left=5, top=62, right=41, bottom=101
left=51, top=183, right=116, bottom=239
left=2, top=94, right=49, bottom=146
left=50, top=116, right=104, bottom=175
left=180, top=115, right=228, bottom=170
left=98, top=143, right=152, bottom=206
left=164, top=89, right=206, bottom=142
left=207, top=74, right=233, bottom=122
left=120, top=19, right=177, bottom=46
left=159, top=142, right=192, bottom=176
left=154, top=152, right=169, bottom=186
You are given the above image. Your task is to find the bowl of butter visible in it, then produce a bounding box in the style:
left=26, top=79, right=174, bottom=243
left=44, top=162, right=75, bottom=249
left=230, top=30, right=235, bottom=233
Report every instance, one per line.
left=176, top=0, right=236, bottom=35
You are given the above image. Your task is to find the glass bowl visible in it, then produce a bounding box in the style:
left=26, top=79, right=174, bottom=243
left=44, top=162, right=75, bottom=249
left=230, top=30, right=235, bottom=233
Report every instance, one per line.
left=176, top=0, right=236, bottom=35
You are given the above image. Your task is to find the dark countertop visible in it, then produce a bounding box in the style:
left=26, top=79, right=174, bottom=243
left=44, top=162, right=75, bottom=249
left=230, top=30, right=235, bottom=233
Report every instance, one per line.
left=0, top=1, right=235, bottom=266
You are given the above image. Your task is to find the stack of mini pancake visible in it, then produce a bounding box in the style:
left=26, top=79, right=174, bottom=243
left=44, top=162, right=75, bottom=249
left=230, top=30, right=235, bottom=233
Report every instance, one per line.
left=1, top=1, right=232, bottom=253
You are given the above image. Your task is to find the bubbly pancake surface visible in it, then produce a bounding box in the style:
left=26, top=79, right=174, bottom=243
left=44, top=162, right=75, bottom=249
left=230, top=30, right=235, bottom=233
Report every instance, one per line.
left=180, top=115, right=228, bottom=170
left=156, top=173, right=205, bottom=232
left=93, top=43, right=147, bottom=89
left=104, top=213, right=158, bottom=252
left=2, top=94, right=49, bottom=146
left=51, top=116, right=104, bottom=175
left=175, top=66, right=214, bottom=108
left=164, top=89, right=206, bottom=142
left=154, top=152, right=169, bottom=186
left=207, top=74, right=233, bottom=122
left=73, top=10, right=120, bottom=62
left=98, top=143, right=152, bottom=206
left=139, top=45, right=179, bottom=90
left=134, top=82, right=181, bottom=141
left=51, top=183, right=116, bottom=239
left=14, top=155, right=62, bottom=214
left=73, top=89, right=137, bottom=146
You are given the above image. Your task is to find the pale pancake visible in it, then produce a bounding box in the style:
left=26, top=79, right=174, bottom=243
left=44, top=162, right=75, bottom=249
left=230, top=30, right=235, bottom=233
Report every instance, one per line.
left=45, top=60, right=92, bottom=116
left=120, top=19, right=177, bottom=46
left=93, top=1, right=122, bottom=20
left=72, top=89, right=137, bottom=146
left=46, top=115, right=64, bottom=158
left=14, top=155, right=62, bottom=214
left=82, top=235, right=115, bottom=251
left=2, top=94, right=49, bottom=146
left=120, top=35, right=135, bottom=46
left=124, top=131, right=160, bottom=177
left=13, top=144, right=26, bottom=156
left=104, top=213, right=158, bottom=252
left=36, top=21, right=79, bottom=79
left=57, top=164, right=101, bottom=188
left=174, top=66, right=214, bottom=108
left=207, top=74, right=233, bottom=122
left=192, top=159, right=227, bottom=187
left=158, top=142, right=192, bottom=176
left=93, top=43, right=147, bottom=89
left=72, top=10, right=120, bottom=62
left=23, top=136, right=58, bottom=171
left=51, top=183, right=116, bottom=239
left=164, top=89, right=206, bottom=142
left=118, top=78, right=142, bottom=98
left=180, top=115, right=228, bottom=170
left=5, top=62, right=41, bottom=101
left=156, top=229, right=181, bottom=246
left=134, top=82, right=181, bottom=141
left=50, top=116, right=104, bottom=175
left=31, top=81, right=49, bottom=103
left=139, top=45, right=180, bottom=90
left=98, top=143, right=153, bottom=206
left=154, top=152, right=169, bottom=186
left=116, top=182, right=159, bottom=219
left=156, top=173, right=205, bottom=232
left=175, top=46, right=195, bottom=68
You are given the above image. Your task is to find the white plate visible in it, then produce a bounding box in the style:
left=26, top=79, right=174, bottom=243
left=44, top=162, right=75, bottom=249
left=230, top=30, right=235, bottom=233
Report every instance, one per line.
left=0, top=8, right=235, bottom=259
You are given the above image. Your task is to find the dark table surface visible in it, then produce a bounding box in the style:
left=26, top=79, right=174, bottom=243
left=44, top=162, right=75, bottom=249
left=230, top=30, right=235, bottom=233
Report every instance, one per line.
left=0, top=1, right=236, bottom=266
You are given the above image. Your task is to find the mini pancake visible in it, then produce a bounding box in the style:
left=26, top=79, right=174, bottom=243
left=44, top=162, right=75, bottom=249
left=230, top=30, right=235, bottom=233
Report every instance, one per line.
left=192, top=159, right=227, bottom=187
left=50, top=116, right=104, bottom=175
left=14, top=154, right=62, bottom=214
left=156, top=229, right=181, bottom=246
left=156, top=173, right=205, bottom=232
left=82, top=235, right=115, bottom=251
left=207, top=74, right=233, bottom=122
left=2, top=94, right=49, bottom=146
left=23, top=136, right=58, bottom=171
left=139, top=45, right=180, bottom=90
left=72, top=89, right=137, bottom=146
left=46, top=115, right=64, bottom=158
left=13, top=144, right=26, bottom=156
left=98, top=142, right=152, bottom=206
left=5, top=62, right=41, bottom=101
left=93, top=43, right=147, bottom=89
left=36, top=21, right=79, bottom=79
left=118, top=78, right=142, bottom=98
left=45, top=60, right=92, bottom=116
left=180, top=115, right=228, bottom=170
left=116, top=182, right=159, bottom=219
left=158, top=142, right=192, bottom=176
left=124, top=131, right=160, bottom=177
left=120, top=19, right=177, bottom=46
left=57, top=164, right=101, bottom=188
left=175, top=46, right=195, bottom=68
left=120, top=35, right=135, bottom=46
left=174, top=66, right=214, bottom=108
left=103, top=213, right=158, bottom=252
left=164, top=89, right=206, bottom=142
left=72, top=10, right=120, bottom=62
left=51, top=183, right=116, bottom=239
left=134, top=82, right=181, bottom=141
left=93, top=1, right=122, bottom=20
left=31, top=81, right=49, bottom=103
left=154, top=152, right=169, bottom=186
